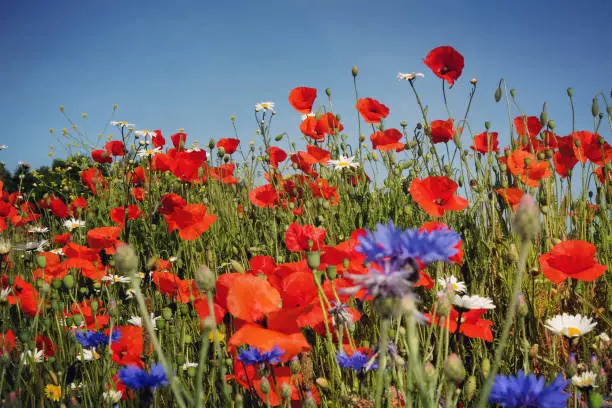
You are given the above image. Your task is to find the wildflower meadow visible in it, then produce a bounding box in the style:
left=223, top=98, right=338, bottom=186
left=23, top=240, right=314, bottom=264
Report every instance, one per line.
left=0, top=45, right=610, bottom=407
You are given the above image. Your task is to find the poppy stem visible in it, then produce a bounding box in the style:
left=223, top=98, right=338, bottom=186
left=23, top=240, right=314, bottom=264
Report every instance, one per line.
left=374, top=318, right=389, bottom=408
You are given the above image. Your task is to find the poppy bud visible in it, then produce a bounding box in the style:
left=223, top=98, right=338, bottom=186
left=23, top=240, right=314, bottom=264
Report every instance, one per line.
left=90, top=301, right=99, bottom=313
left=275, top=133, right=284, bottom=141
left=63, top=275, right=75, bottom=289
left=36, top=255, right=47, bottom=269
left=481, top=358, right=491, bottom=378
left=464, top=375, right=477, bottom=402
left=512, top=195, right=540, bottom=241
left=259, top=377, right=270, bottom=395
left=115, top=244, right=139, bottom=275
left=494, top=87, right=502, bottom=102
left=306, top=251, right=321, bottom=270
left=195, top=264, right=216, bottom=292
left=510, top=89, right=516, bottom=98
left=470, top=78, right=478, bottom=85
left=567, top=88, right=573, bottom=97
left=592, top=98, right=600, bottom=117
left=325, top=88, right=332, bottom=97
left=352, top=66, right=359, bottom=77
left=445, top=354, right=466, bottom=384
left=230, top=260, right=244, bottom=273
left=517, top=293, right=528, bottom=317
left=326, top=265, right=337, bottom=280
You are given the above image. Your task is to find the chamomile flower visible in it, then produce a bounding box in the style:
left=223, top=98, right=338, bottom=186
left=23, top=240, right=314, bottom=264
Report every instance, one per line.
left=182, top=361, right=199, bottom=371
left=63, top=218, right=86, bottom=232
left=76, top=348, right=101, bottom=361
left=49, top=247, right=64, bottom=256
left=110, top=121, right=135, bottom=129
left=28, top=226, right=49, bottom=234
left=101, top=274, right=131, bottom=285
left=0, top=287, right=11, bottom=301
left=0, top=145, right=7, bottom=151
left=135, top=129, right=156, bottom=138
left=327, top=156, right=360, bottom=171
left=545, top=313, right=597, bottom=338
left=255, top=102, right=275, bottom=113
left=21, top=348, right=44, bottom=364
left=127, top=313, right=161, bottom=330
left=451, top=294, right=495, bottom=310
left=571, top=371, right=597, bottom=391
left=397, top=72, right=425, bottom=81
left=137, top=146, right=162, bottom=158
left=437, top=276, right=467, bottom=294
left=301, top=113, right=315, bottom=121
left=103, top=389, right=123, bottom=403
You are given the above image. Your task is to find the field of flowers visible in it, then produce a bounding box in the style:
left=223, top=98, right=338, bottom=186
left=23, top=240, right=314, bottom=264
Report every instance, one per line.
left=0, top=45, right=610, bottom=407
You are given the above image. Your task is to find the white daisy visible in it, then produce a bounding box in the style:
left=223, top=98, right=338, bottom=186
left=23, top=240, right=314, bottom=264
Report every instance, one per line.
left=101, top=274, right=131, bottom=285
left=49, top=247, right=64, bottom=256
left=103, top=389, right=123, bottom=403
left=572, top=371, right=597, bottom=390
left=437, top=276, right=467, bottom=294
left=63, top=218, right=86, bottom=232
left=127, top=313, right=161, bottom=330
left=137, top=146, right=162, bottom=158
left=28, top=226, right=49, bottom=234
left=21, top=348, right=44, bottom=364
left=182, top=361, right=199, bottom=370
left=451, top=294, right=496, bottom=310
left=255, top=102, right=275, bottom=113
left=76, top=348, right=101, bottom=361
left=301, top=113, right=315, bottom=121
left=397, top=72, right=425, bottom=81
left=110, top=121, right=135, bottom=129
left=0, top=287, right=11, bottom=301
left=169, top=256, right=178, bottom=263
left=545, top=313, right=597, bottom=338
left=597, top=332, right=610, bottom=343
left=134, top=129, right=156, bottom=138
left=327, top=156, right=360, bottom=171
left=0, top=145, right=7, bottom=150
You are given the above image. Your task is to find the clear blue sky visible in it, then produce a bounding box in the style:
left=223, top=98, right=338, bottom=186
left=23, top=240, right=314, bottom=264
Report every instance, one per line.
left=1, top=0, right=610, bottom=171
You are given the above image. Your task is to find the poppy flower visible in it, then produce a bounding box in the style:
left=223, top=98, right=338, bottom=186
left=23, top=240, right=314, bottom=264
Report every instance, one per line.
left=284, top=222, right=326, bottom=252
left=430, top=119, right=455, bottom=144
left=49, top=197, right=70, bottom=218
left=128, top=167, right=146, bottom=185
left=193, top=296, right=226, bottom=323
left=423, top=46, right=464, bottom=87
left=92, top=150, right=112, bottom=164
left=520, top=160, right=552, bottom=188
left=53, top=232, right=72, bottom=246
left=553, top=136, right=578, bottom=178
left=356, top=98, right=390, bottom=124
left=70, top=197, right=87, bottom=215
left=410, top=176, right=469, bottom=217
left=151, top=271, right=200, bottom=303
left=267, top=146, right=287, bottom=168
left=249, top=184, right=279, bottom=208
left=3, top=275, right=40, bottom=317
left=306, top=144, right=331, bottom=164
left=594, top=165, right=611, bottom=184
left=164, top=204, right=216, bottom=240
left=315, top=112, right=344, bottom=136
left=572, top=131, right=612, bottom=165
left=0, top=330, right=15, bottom=356
left=210, top=164, right=239, bottom=185
left=36, top=334, right=55, bottom=357
left=217, top=138, right=240, bottom=155
left=110, top=205, right=143, bottom=227
left=171, top=132, right=187, bottom=150
left=152, top=129, right=165, bottom=148
left=513, top=116, right=542, bottom=139
left=539, top=240, right=607, bottom=284
left=228, top=324, right=311, bottom=362
left=32, top=252, right=67, bottom=283
left=471, top=132, right=499, bottom=153
left=226, top=274, right=282, bottom=322
left=427, top=307, right=493, bottom=342
left=159, top=193, right=186, bottom=215
left=64, top=299, right=110, bottom=330
left=290, top=151, right=318, bottom=177
left=495, top=188, right=524, bottom=210
left=131, top=187, right=145, bottom=201
left=81, top=168, right=107, bottom=195
left=110, top=325, right=147, bottom=367
left=105, top=140, right=126, bottom=157
left=288, top=87, right=317, bottom=114
left=87, top=226, right=122, bottom=249
left=371, top=128, right=404, bottom=152
left=299, top=115, right=321, bottom=140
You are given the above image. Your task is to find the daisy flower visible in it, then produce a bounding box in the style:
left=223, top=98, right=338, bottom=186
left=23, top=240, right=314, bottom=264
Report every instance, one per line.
left=451, top=294, right=495, bottom=310
left=110, top=121, right=135, bottom=129
left=545, top=313, right=597, bottom=338
left=137, top=146, right=162, bottom=158
left=182, top=361, right=199, bottom=371
left=397, top=72, right=425, bottom=81
left=28, top=226, right=49, bottom=234
left=76, top=348, right=101, bottom=361
left=134, top=129, right=156, bottom=138
left=127, top=313, right=161, bottom=330
left=63, top=218, right=86, bottom=232
left=0, top=145, right=7, bottom=150
left=255, top=101, right=275, bottom=113
left=102, top=389, right=123, bottom=403
left=101, top=274, right=131, bottom=285
left=327, top=155, right=360, bottom=171
left=21, top=348, right=44, bottom=364
left=49, top=248, right=64, bottom=256
left=437, top=276, right=467, bottom=294
left=571, top=371, right=597, bottom=391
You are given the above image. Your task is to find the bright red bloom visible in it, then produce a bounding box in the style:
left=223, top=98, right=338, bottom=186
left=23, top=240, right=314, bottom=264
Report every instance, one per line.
left=521, top=160, right=552, bottom=188
left=70, top=197, right=87, bottom=215
left=81, top=168, right=107, bottom=195
left=0, top=330, right=15, bottom=356
left=571, top=131, right=612, bottom=165
left=171, top=132, right=187, bottom=150
left=168, top=149, right=208, bottom=183
left=371, top=128, right=404, bottom=152
left=193, top=296, right=226, bottom=323
left=217, top=138, right=240, bottom=154
left=210, top=164, right=239, bottom=185
left=284, top=222, right=326, bottom=252
left=423, top=46, right=464, bottom=87
left=110, top=205, right=142, bottom=227
left=288, top=86, right=317, bottom=114
left=36, top=334, right=55, bottom=357
left=495, top=188, right=524, bottom=210
left=131, top=187, right=145, bottom=201
left=92, top=149, right=112, bottom=164
left=306, top=144, right=331, bottom=164
left=356, top=97, right=390, bottom=123
left=32, top=252, right=67, bottom=283
left=553, top=135, right=578, bottom=178
left=226, top=274, right=282, bottom=322
left=430, top=119, right=455, bottom=144
left=539, top=240, right=607, bottom=284
left=266, top=146, right=287, bottom=168
left=2, top=275, right=40, bottom=317
left=164, top=204, right=216, bottom=240
left=152, top=129, right=166, bottom=148
left=110, top=325, right=147, bottom=367
left=290, top=151, right=318, bottom=177
left=513, top=116, right=542, bottom=138
left=228, top=324, right=311, bottom=362
left=128, top=167, right=146, bottom=185
left=105, top=140, right=125, bottom=156
left=315, top=112, right=344, bottom=136
left=249, top=184, right=279, bottom=208
left=427, top=308, right=493, bottom=342
left=506, top=150, right=534, bottom=176
left=159, top=193, right=186, bottom=215
left=49, top=196, right=70, bottom=218
left=87, top=226, right=121, bottom=249
left=471, top=132, right=499, bottom=153
left=53, top=232, right=72, bottom=246
left=152, top=271, right=200, bottom=303
left=410, top=176, right=469, bottom=217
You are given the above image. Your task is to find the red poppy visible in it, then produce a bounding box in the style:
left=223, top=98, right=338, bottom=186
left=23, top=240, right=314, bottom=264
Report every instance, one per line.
left=299, top=115, right=321, bottom=140
left=105, top=140, right=125, bottom=156
left=471, top=132, right=499, bottom=153
left=520, top=160, right=552, bottom=188
left=284, top=222, right=326, bottom=252
left=49, top=197, right=70, bottom=218
left=306, top=144, right=331, bottom=164
left=2, top=275, right=40, bottom=317
left=228, top=324, right=311, bottom=362
left=594, top=165, right=611, bottom=184
left=290, top=151, right=318, bottom=177
left=164, top=204, right=216, bottom=240
left=152, top=129, right=166, bottom=148
left=410, top=176, right=469, bottom=217
left=553, top=136, right=578, bottom=178
left=81, top=168, right=107, bottom=195
left=217, top=138, right=240, bottom=154
left=539, top=240, right=607, bottom=284
left=32, top=252, right=67, bottom=283
left=370, top=128, right=404, bottom=152
left=356, top=98, right=390, bottom=123
left=128, top=167, right=146, bottom=185
left=267, top=146, right=287, bottom=168
left=226, top=274, right=282, bottom=322
left=423, top=46, right=464, bottom=87
left=210, top=164, right=239, bottom=185
left=92, top=149, right=112, bottom=164
left=171, top=132, right=187, bottom=150
left=151, top=271, right=200, bottom=303
left=309, top=178, right=339, bottom=206
left=193, top=296, right=226, bottom=323
left=131, top=187, right=145, bottom=201
left=53, top=232, right=72, bottom=246
left=109, top=325, right=147, bottom=367
left=427, top=307, right=493, bottom=342
left=169, top=149, right=208, bottom=183
left=159, top=193, right=186, bottom=215
left=288, top=87, right=317, bottom=114
left=36, top=334, right=55, bottom=357
left=0, top=330, right=15, bottom=356
left=109, top=205, right=142, bottom=227
left=495, top=188, right=524, bottom=210
left=87, top=226, right=122, bottom=249
left=513, top=116, right=542, bottom=138
left=70, top=197, right=87, bottom=216
left=249, top=184, right=279, bottom=208
left=430, top=119, right=455, bottom=144
left=315, top=112, right=344, bottom=136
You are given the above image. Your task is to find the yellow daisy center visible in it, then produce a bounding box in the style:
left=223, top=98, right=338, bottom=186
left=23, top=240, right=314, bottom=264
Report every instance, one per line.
left=451, top=283, right=458, bottom=291
left=565, top=327, right=581, bottom=337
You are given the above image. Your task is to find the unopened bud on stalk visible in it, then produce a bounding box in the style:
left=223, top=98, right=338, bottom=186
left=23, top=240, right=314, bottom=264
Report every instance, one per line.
left=306, top=251, right=321, bottom=270
left=512, top=195, right=540, bottom=241
left=464, top=375, right=477, bottom=402
left=259, top=377, right=270, bottom=395
left=115, top=244, right=139, bottom=275
left=195, top=264, right=216, bottom=292
left=481, top=358, right=491, bottom=378
left=494, top=87, right=502, bottom=102
left=540, top=102, right=549, bottom=127
left=592, top=97, right=600, bottom=117
left=445, top=354, right=466, bottom=384
left=567, top=88, right=573, bottom=97
left=325, top=88, right=332, bottom=97
left=352, top=66, right=359, bottom=77
left=509, top=89, right=516, bottom=98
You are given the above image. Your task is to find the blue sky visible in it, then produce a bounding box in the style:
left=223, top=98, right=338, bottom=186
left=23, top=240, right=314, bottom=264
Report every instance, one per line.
left=1, top=0, right=610, bottom=171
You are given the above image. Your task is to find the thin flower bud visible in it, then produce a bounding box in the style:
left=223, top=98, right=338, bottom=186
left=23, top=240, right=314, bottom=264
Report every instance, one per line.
left=115, top=244, right=139, bottom=275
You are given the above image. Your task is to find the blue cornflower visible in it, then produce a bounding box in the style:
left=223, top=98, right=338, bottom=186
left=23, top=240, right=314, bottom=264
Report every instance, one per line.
left=336, top=351, right=378, bottom=372
left=489, top=370, right=570, bottom=408
left=74, top=330, right=109, bottom=348
left=237, top=346, right=285, bottom=366
left=117, top=363, right=168, bottom=390
left=399, top=228, right=461, bottom=264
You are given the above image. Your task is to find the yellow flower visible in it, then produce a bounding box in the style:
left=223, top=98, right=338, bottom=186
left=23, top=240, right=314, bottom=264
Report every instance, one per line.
left=208, top=329, right=225, bottom=343
left=44, top=384, right=62, bottom=402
